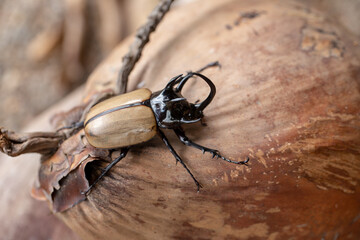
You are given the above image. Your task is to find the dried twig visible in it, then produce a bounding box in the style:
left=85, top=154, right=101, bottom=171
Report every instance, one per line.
left=116, top=0, right=175, bottom=94
left=0, top=128, right=64, bottom=157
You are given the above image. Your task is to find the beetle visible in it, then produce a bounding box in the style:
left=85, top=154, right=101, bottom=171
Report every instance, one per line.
left=66, top=63, right=249, bottom=193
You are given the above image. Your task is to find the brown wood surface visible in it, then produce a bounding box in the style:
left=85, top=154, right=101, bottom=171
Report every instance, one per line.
left=53, top=0, right=360, bottom=239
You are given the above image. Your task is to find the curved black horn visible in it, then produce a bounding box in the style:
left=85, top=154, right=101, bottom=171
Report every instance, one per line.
left=165, top=74, right=183, bottom=89
left=192, top=73, right=216, bottom=112
left=175, top=73, right=194, bottom=92
left=174, top=72, right=216, bottom=112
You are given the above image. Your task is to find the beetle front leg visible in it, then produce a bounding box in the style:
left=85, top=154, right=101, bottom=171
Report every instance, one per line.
left=83, top=147, right=129, bottom=195
left=195, top=61, right=221, bottom=73
left=158, top=129, right=203, bottom=192
left=174, top=128, right=249, bottom=165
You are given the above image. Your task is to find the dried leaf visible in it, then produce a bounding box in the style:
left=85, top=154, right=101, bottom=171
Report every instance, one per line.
left=52, top=157, right=97, bottom=212
left=32, top=130, right=109, bottom=211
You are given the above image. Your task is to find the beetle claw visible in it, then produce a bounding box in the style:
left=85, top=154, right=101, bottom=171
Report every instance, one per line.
left=233, top=156, right=250, bottom=165
left=196, top=182, right=204, bottom=192
left=210, top=150, right=220, bottom=159
left=81, top=188, right=91, bottom=196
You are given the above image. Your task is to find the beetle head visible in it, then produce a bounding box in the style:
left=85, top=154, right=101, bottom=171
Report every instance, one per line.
left=150, top=72, right=216, bottom=129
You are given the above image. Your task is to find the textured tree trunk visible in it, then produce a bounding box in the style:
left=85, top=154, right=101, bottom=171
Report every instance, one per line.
left=53, top=0, right=360, bottom=239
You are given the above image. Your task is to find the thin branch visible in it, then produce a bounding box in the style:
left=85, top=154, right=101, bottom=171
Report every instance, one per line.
left=116, top=0, right=175, bottom=94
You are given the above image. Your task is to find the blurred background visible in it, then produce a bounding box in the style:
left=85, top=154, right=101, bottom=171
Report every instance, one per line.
left=0, top=0, right=359, bottom=131
left=0, top=0, right=162, bottom=131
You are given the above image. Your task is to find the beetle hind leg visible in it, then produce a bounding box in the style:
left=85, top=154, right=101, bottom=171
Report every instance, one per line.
left=174, top=128, right=249, bottom=165
left=83, top=147, right=129, bottom=195
left=158, top=129, right=203, bottom=192
left=56, top=121, right=85, bottom=132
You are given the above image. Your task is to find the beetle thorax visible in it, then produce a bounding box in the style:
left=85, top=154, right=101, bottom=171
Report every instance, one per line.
left=149, top=89, right=203, bottom=129
left=148, top=72, right=216, bottom=129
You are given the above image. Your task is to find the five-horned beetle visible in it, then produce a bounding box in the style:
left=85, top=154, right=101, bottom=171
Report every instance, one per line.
left=69, top=62, right=249, bottom=193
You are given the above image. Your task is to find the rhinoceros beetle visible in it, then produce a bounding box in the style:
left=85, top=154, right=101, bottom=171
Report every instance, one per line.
left=63, top=62, right=249, bottom=193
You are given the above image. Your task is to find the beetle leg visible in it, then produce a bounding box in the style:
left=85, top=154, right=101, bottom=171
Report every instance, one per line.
left=83, top=147, right=129, bottom=195
left=174, top=128, right=249, bottom=165
left=195, top=61, right=221, bottom=73
left=200, top=117, right=207, bottom=126
left=56, top=121, right=84, bottom=132
left=158, top=129, right=203, bottom=192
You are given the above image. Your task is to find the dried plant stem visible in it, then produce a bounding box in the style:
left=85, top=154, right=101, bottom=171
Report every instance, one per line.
left=116, top=0, right=175, bottom=94
left=0, top=128, right=64, bottom=157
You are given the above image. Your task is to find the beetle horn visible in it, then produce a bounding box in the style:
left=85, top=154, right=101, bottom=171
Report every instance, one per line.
left=165, top=74, right=183, bottom=89
left=193, top=73, right=216, bottom=112
left=174, top=73, right=194, bottom=92
left=175, top=72, right=216, bottom=111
